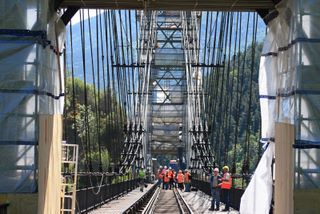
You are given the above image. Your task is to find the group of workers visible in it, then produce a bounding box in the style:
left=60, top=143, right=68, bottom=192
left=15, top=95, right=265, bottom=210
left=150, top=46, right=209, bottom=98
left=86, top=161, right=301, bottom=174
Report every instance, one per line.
left=156, top=166, right=192, bottom=191
left=209, top=165, right=232, bottom=212
left=139, top=164, right=232, bottom=212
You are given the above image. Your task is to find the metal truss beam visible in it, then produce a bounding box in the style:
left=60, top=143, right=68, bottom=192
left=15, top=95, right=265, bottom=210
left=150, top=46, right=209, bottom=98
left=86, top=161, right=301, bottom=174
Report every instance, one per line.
left=61, top=6, right=79, bottom=25
left=58, top=0, right=275, bottom=11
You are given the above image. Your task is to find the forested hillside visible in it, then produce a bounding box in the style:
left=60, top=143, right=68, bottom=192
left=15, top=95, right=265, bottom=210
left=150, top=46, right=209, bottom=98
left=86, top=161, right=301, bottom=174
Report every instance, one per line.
left=207, top=42, right=263, bottom=182
left=64, top=11, right=266, bottom=176
left=64, top=77, right=125, bottom=172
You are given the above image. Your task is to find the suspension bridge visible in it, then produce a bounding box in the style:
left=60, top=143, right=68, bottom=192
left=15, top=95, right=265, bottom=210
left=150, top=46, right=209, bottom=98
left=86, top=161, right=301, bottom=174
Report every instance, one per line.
left=0, top=0, right=319, bottom=214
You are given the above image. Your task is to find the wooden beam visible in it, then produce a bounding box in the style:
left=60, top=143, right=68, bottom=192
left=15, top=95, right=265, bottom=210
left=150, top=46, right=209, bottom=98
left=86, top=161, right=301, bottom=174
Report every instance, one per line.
left=275, top=122, right=294, bottom=214
left=38, top=115, right=62, bottom=214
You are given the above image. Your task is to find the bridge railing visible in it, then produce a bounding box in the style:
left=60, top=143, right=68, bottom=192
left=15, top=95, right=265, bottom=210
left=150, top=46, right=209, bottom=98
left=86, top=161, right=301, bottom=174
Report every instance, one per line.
left=191, top=178, right=244, bottom=210
left=73, top=177, right=138, bottom=213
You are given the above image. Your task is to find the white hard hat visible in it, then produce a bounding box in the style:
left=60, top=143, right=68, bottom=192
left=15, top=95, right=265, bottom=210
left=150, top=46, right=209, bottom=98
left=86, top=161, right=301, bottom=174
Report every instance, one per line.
left=213, top=168, right=219, bottom=172
left=164, top=166, right=167, bottom=169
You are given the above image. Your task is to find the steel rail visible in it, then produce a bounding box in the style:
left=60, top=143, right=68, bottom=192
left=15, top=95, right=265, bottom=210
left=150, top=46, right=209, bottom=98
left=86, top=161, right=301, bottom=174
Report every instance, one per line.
left=142, top=187, right=161, bottom=214
left=173, top=188, right=194, bottom=214
left=121, top=184, right=158, bottom=214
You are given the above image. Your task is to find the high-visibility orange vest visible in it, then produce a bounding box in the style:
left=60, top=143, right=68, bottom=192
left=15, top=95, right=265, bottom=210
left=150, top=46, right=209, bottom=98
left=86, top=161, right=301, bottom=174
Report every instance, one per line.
left=168, top=170, right=173, bottom=178
left=158, top=172, right=164, bottom=179
left=161, top=169, right=166, bottom=175
left=185, top=172, right=191, bottom=183
left=221, top=173, right=232, bottom=189
left=164, top=174, right=170, bottom=183
left=177, top=173, right=184, bottom=183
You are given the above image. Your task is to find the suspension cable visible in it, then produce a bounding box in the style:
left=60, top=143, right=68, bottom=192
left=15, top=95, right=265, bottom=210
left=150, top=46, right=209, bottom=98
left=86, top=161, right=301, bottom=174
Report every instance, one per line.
left=242, top=13, right=258, bottom=178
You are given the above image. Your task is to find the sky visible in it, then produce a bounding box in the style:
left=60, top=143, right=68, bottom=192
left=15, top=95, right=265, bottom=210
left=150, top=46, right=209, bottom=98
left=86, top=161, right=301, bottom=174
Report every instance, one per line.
left=70, top=9, right=101, bottom=25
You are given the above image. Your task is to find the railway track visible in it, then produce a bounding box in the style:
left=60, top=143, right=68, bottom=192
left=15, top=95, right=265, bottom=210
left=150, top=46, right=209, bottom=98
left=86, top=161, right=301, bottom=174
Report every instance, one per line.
left=141, top=187, right=194, bottom=214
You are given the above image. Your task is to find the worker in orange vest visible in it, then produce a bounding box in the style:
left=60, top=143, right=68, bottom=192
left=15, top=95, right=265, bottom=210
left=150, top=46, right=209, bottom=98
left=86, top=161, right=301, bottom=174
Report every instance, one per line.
left=184, top=169, right=191, bottom=192
left=162, top=166, right=167, bottom=175
left=161, top=166, right=167, bottom=189
left=168, top=167, right=174, bottom=190
left=220, top=165, right=232, bottom=211
left=177, top=170, right=185, bottom=190
left=163, top=170, right=170, bottom=190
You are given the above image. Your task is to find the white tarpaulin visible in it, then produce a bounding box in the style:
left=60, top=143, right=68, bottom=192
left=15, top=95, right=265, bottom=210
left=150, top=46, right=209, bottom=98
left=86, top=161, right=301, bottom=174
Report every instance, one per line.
left=240, top=142, right=274, bottom=214
left=258, top=0, right=320, bottom=146
left=258, top=26, right=278, bottom=144
left=0, top=0, right=65, bottom=192
left=241, top=0, right=320, bottom=212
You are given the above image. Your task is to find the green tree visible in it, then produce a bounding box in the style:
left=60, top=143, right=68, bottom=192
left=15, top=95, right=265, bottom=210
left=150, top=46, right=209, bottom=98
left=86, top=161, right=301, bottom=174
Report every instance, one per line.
left=64, top=77, right=125, bottom=172
left=206, top=42, right=263, bottom=179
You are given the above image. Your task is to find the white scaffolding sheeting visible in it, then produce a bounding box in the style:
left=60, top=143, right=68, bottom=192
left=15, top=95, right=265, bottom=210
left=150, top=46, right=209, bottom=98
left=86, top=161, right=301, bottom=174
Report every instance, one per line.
left=259, top=29, right=278, bottom=143
left=259, top=0, right=320, bottom=145
left=240, top=142, right=274, bottom=214
left=0, top=0, right=66, bottom=192
left=242, top=0, right=320, bottom=211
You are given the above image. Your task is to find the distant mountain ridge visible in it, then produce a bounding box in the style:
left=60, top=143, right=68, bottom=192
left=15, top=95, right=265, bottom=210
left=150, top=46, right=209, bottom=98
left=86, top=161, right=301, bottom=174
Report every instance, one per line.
left=66, top=12, right=266, bottom=84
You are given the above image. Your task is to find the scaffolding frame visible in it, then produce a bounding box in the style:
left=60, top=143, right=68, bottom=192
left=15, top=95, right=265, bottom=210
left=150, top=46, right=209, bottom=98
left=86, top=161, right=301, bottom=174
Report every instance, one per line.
left=60, top=143, right=79, bottom=214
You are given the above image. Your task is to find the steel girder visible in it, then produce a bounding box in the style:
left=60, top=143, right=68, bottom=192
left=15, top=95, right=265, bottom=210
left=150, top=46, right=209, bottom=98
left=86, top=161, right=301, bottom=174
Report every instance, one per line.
left=58, top=0, right=275, bottom=11
left=148, top=11, right=187, bottom=163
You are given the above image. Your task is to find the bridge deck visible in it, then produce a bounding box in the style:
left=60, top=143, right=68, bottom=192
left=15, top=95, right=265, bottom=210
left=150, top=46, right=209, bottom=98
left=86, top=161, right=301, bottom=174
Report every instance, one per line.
left=88, top=183, right=239, bottom=214
left=89, top=183, right=156, bottom=213
left=181, top=189, right=239, bottom=214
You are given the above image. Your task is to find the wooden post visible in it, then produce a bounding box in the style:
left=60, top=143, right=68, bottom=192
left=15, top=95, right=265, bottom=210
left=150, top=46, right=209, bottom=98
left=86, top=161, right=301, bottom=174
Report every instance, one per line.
left=38, top=115, right=62, bottom=214
left=274, top=122, right=294, bottom=214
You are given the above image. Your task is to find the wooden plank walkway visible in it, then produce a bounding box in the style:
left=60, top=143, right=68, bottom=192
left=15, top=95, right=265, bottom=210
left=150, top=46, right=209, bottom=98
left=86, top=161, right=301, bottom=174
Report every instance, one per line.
left=181, top=190, right=239, bottom=214
left=89, top=183, right=156, bottom=214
